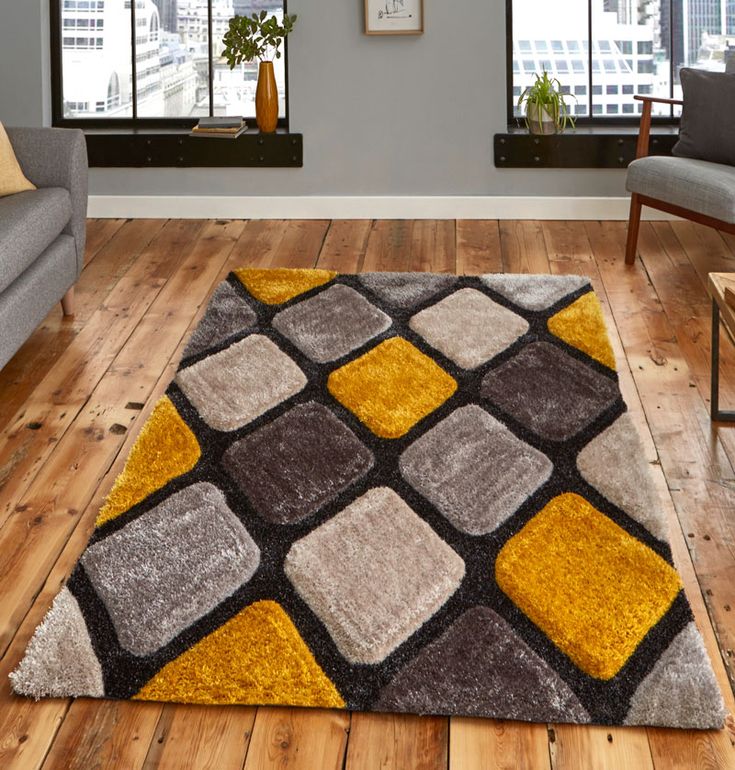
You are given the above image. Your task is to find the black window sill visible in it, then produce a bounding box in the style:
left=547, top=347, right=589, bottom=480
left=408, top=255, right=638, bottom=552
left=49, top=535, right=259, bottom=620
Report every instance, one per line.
left=494, top=126, right=679, bottom=169
left=82, top=128, right=303, bottom=168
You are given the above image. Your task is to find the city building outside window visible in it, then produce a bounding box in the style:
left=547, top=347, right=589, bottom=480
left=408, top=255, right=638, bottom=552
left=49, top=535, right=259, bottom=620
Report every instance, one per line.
left=510, top=0, right=735, bottom=122
left=53, top=0, right=288, bottom=123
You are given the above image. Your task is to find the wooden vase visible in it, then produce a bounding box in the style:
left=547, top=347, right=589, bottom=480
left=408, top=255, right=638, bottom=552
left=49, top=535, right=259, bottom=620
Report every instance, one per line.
left=255, top=61, right=279, bottom=133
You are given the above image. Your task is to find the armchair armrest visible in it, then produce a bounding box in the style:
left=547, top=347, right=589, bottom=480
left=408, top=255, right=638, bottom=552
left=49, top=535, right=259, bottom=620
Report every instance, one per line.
left=633, top=95, right=684, bottom=107
left=632, top=95, right=683, bottom=160
left=5, top=127, right=88, bottom=273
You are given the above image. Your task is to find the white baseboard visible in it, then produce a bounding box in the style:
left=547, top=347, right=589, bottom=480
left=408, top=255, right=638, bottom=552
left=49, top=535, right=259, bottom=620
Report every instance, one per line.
left=87, top=195, right=680, bottom=221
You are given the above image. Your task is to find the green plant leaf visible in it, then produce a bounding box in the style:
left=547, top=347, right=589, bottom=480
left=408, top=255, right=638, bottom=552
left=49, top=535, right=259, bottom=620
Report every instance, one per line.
left=221, top=11, right=297, bottom=65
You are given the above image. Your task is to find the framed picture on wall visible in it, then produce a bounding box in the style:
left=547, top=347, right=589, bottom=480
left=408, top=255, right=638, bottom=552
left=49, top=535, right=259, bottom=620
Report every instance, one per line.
left=364, top=0, right=424, bottom=35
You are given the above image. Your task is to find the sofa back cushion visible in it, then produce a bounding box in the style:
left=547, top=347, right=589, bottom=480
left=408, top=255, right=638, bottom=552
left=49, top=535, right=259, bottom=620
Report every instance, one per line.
left=673, top=69, right=735, bottom=167
left=0, top=122, right=37, bottom=197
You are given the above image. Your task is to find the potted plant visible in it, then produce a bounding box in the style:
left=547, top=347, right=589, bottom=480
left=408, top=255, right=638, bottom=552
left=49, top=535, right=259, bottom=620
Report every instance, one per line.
left=222, top=10, right=297, bottom=133
left=518, top=71, right=575, bottom=135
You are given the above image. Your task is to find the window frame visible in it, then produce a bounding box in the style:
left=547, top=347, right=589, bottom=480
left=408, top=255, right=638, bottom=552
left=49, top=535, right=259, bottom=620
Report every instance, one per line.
left=505, top=0, right=679, bottom=128
left=50, top=0, right=291, bottom=130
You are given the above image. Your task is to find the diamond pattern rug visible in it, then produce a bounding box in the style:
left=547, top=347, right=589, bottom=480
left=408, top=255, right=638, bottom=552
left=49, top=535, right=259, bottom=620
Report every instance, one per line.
left=11, top=269, right=726, bottom=729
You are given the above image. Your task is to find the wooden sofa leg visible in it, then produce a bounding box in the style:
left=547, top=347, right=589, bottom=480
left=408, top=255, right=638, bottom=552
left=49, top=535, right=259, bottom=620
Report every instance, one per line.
left=625, top=194, right=642, bottom=265
left=61, top=287, right=75, bottom=317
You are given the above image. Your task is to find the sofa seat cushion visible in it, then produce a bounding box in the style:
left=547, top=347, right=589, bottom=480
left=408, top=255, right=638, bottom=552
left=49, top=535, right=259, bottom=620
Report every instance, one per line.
left=0, top=187, right=72, bottom=295
left=626, top=156, right=735, bottom=225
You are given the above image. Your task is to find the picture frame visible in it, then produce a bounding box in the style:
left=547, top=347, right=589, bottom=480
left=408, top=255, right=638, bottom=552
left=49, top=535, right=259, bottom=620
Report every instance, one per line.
left=364, top=0, right=424, bottom=36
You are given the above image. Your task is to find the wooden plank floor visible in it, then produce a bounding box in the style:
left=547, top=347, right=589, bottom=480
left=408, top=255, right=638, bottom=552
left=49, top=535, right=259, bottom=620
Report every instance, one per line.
left=1, top=218, right=734, bottom=770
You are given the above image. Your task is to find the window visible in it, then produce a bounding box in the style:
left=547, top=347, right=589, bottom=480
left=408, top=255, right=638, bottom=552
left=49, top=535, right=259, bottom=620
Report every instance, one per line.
left=510, top=0, right=731, bottom=123
left=51, top=0, right=289, bottom=126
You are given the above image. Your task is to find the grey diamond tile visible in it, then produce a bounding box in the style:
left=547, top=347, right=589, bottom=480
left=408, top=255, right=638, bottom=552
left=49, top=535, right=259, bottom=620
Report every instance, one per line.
left=222, top=401, right=374, bottom=524
left=176, top=335, right=307, bottom=432
left=410, top=288, right=529, bottom=369
left=183, top=282, right=257, bottom=359
left=481, top=342, right=619, bottom=441
left=359, top=272, right=457, bottom=309
left=272, top=284, right=391, bottom=363
left=82, top=482, right=260, bottom=656
left=481, top=274, right=590, bottom=311
left=400, top=405, right=552, bottom=535
left=285, top=487, right=464, bottom=665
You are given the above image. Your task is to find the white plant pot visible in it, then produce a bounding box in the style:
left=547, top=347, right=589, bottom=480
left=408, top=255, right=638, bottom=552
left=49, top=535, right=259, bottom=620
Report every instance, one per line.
left=526, top=103, right=558, bottom=135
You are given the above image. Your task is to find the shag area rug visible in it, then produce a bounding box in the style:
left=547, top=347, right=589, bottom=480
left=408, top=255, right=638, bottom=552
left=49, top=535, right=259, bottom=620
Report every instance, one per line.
left=12, top=269, right=726, bottom=729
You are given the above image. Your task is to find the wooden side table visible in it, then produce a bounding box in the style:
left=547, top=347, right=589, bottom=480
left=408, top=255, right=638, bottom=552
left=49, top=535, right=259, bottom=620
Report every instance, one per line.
left=708, top=273, right=735, bottom=421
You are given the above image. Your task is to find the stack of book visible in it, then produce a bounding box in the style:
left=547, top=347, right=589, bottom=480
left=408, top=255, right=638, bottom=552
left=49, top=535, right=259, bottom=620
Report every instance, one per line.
left=190, top=117, right=248, bottom=139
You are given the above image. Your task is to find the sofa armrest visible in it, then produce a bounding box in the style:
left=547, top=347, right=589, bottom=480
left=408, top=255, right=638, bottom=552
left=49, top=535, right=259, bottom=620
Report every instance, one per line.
left=5, top=127, right=88, bottom=273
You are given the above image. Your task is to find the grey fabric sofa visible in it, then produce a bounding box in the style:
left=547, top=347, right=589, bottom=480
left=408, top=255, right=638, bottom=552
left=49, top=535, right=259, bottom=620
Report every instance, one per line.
left=0, top=127, right=87, bottom=369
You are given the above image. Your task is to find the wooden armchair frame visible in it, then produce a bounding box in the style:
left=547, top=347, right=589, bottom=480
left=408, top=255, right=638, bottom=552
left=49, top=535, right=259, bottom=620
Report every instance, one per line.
left=625, top=94, right=735, bottom=264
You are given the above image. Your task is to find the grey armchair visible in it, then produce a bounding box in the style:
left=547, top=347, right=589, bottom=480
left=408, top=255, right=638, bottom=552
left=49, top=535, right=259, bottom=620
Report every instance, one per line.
left=625, top=95, right=735, bottom=264
left=0, top=127, right=87, bottom=369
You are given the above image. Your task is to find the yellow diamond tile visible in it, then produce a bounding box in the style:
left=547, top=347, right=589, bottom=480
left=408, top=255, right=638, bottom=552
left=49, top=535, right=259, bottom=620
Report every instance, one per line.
left=234, top=268, right=337, bottom=305
left=547, top=292, right=616, bottom=370
left=96, top=396, right=200, bottom=528
left=327, top=337, right=457, bottom=439
left=495, top=493, right=682, bottom=680
left=134, top=600, right=345, bottom=707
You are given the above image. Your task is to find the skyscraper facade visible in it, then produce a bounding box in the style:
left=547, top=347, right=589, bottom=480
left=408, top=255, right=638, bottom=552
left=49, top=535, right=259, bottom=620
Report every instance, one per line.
left=153, top=0, right=179, bottom=32
left=684, top=0, right=723, bottom=61
left=233, top=0, right=282, bottom=14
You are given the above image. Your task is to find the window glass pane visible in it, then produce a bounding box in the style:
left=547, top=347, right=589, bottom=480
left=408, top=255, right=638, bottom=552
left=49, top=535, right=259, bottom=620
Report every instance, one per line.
left=61, top=0, right=132, bottom=117
left=673, top=0, right=733, bottom=111
left=591, top=0, right=670, bottom=118
left=212, top=1, right=287, bottom=118
left=136, top=0, right=209, bottom=118
left=135, top=0, right=214, bottom=118
left=512, top=0, right=589, bottom=119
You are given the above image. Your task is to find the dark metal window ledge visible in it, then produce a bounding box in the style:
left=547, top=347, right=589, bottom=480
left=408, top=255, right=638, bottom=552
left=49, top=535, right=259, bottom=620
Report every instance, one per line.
left=84, top=128, right=303, bottom=168
left=494, top=126, right=679, bottom=169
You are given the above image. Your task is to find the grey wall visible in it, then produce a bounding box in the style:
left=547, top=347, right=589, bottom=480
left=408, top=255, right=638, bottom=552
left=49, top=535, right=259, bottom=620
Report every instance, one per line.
left=0, top=0, right=627, bottom=197
left=0, top=0, right=51, bottom=127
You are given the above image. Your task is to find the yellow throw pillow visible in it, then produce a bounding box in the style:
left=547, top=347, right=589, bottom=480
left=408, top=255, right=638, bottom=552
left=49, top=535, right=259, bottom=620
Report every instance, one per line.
left=0, top=122, right=36, bottom=197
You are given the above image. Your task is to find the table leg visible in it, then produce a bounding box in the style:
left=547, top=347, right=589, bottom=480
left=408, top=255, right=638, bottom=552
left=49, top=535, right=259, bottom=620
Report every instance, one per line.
left=711, top=299, right=735, bottom=422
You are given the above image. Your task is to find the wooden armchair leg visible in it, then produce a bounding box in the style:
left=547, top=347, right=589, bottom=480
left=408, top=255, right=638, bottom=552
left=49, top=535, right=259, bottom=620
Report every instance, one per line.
left=61, top=287, right=75, bottom=316
left=625, top=194, right=642, bottom=265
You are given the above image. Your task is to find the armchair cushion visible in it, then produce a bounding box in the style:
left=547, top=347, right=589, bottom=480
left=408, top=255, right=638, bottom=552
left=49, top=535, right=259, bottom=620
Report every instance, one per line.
left=5, top=127, right=88, bottom=273
left=673, top=69, right=735, bottom=167
left=0, top=188, right=72, bottom=295
left=627, top=156, right=735, bottom=225
left=0, top=122, right=36, bottom=197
